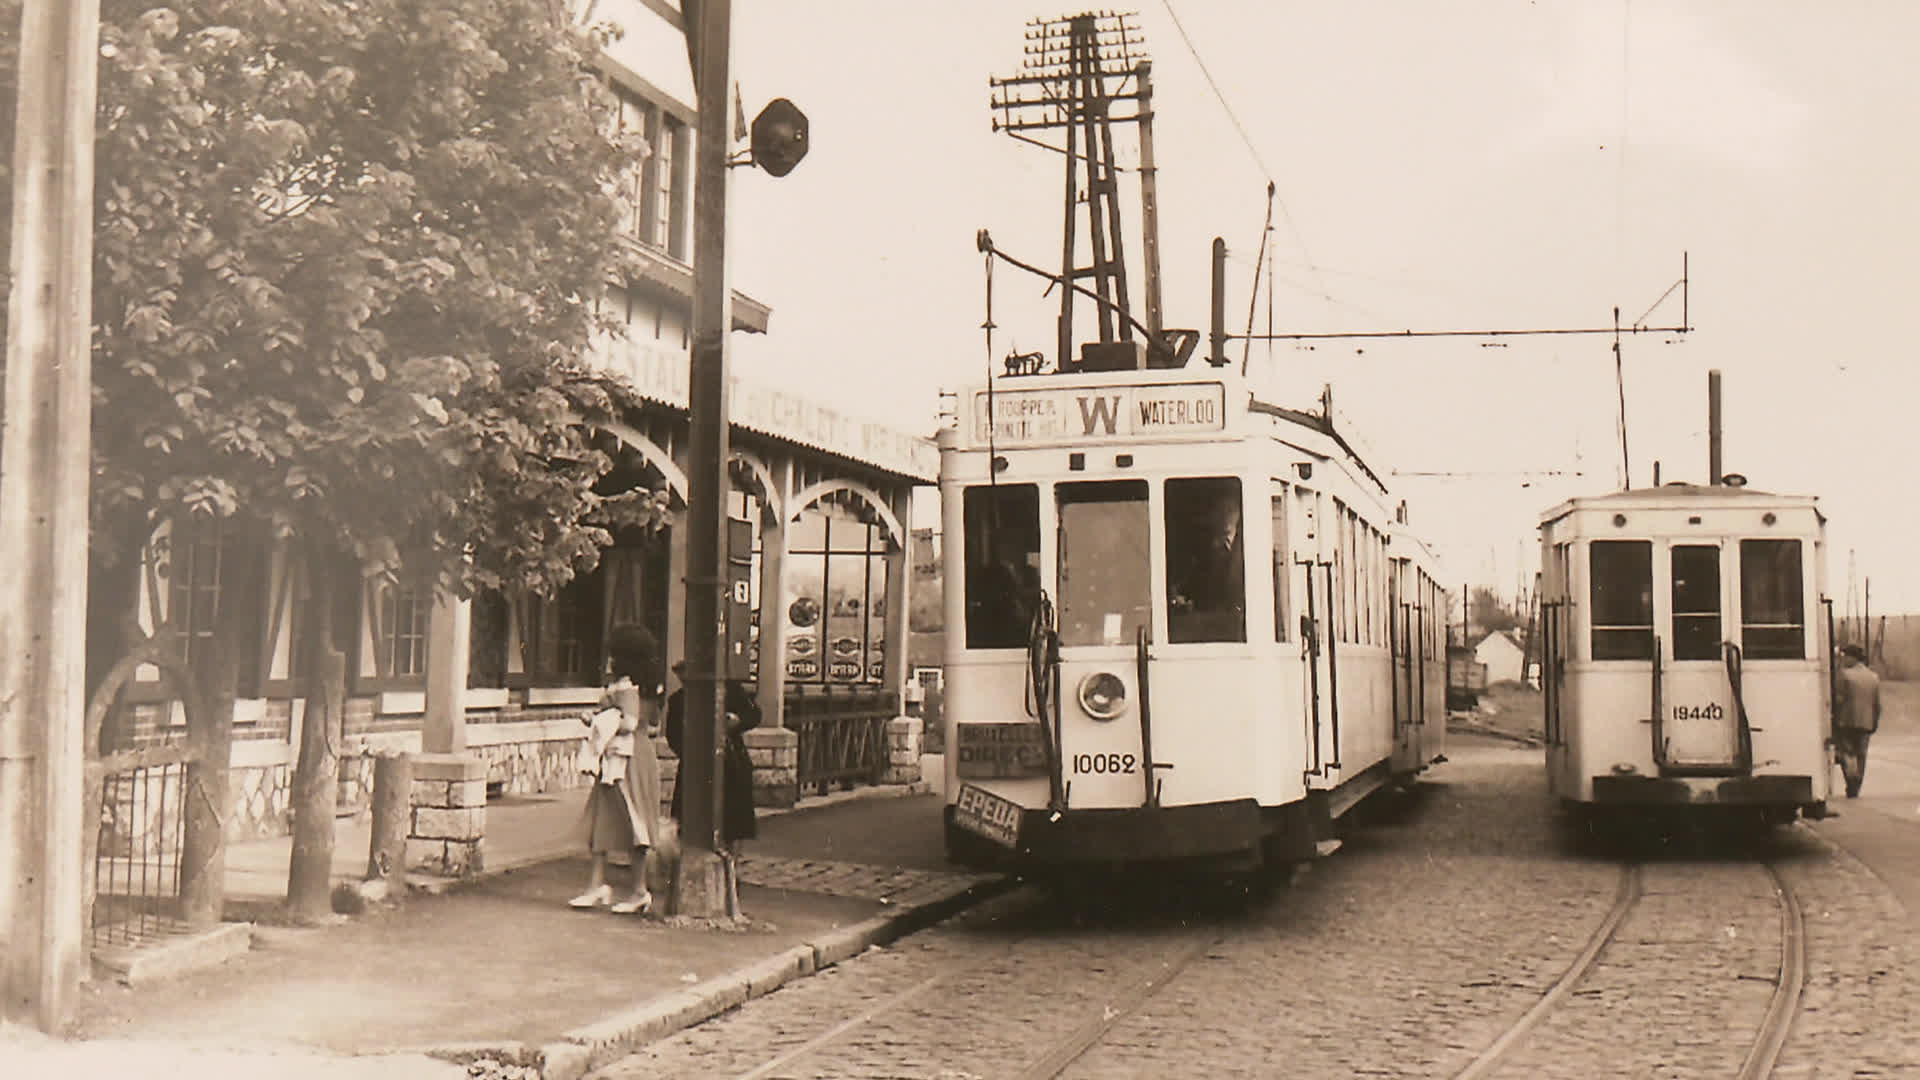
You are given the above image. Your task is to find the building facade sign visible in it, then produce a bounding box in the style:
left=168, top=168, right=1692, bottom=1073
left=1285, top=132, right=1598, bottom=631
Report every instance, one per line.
left=592, top=333, right=937, bottom=481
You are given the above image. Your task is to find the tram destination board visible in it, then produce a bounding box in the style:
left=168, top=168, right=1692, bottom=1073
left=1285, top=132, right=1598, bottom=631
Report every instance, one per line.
left=971, top=381, right=1226, bottom=446
left=953, top=783, right=1022, bottom=849
left=955, top=721, right=1050, bottom=779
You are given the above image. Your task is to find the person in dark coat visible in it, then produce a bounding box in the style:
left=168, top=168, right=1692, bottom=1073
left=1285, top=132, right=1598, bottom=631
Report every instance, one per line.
left=665, top=660, right=761, bottom=846
left=1834, top=643, right=1882, bottom=798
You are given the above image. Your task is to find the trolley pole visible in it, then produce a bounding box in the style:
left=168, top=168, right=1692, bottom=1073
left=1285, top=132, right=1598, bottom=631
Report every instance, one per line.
left=0, top=0, right=100, bottom=1031
left=675, top=0, right=738, bottom=918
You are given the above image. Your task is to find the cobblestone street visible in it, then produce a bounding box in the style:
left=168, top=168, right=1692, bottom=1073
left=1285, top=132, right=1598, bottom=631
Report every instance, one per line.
left=587, top=730, right=1920, bottom=1078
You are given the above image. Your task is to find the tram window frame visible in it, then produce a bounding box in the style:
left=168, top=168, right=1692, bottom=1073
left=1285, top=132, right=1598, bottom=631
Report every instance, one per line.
left=1740, top=538, right=1806, bottom=660
left=1670, top=544, right=1723, bottom=661
left=962, top=484, right=1041, bottom=650
left=1331, top=501, right=1349, bottom=644
left=1165, top=477, right=1246, bottom=644
left=1269, top=483, right=1290, bottom=643
left=1589, top=539, right=1654, bottom=660
left=1058, top=479, right=1154, bottom=647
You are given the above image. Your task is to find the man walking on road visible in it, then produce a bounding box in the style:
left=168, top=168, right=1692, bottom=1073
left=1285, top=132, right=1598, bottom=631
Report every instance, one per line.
left=1835, top=643, right=1881, bottom=798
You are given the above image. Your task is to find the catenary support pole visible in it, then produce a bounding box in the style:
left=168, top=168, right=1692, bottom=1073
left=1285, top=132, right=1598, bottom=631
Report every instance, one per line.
left=0, top=0, right=101, bottom=1031
left=677, top=0, right=737, bottom=918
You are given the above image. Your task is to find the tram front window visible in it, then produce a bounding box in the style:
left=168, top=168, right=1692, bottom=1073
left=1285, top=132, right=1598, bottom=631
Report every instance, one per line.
left=963, top=484, right=1040, bottom=650
left=1166, top=477, right=1246, bottom=644
left=1590, top=539, right=1653, bottom=660
left=1740, top=539, right=1805, bottom=659
left=1057, top=481, right=1151, bottom=647
left=1671, top=544, right=1722, bottom=661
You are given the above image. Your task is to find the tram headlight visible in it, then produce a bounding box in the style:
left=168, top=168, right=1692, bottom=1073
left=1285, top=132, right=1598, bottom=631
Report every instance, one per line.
left=1077, top=671, right=1128, bottom=720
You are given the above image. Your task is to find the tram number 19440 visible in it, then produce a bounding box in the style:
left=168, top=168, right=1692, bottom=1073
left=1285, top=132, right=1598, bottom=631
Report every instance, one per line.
left=1672, top=703, right=1726, bottom=721
left=1071, top=752, right=1137, bottom=775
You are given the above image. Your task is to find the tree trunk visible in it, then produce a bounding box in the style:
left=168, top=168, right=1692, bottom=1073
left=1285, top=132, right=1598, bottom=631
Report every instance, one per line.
left=179, top=631, right=236, bottom=929
left=286, top=557, right=344, bottom=922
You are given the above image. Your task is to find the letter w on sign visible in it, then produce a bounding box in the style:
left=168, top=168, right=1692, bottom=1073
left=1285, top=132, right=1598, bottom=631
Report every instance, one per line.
left=1077, top=395, right=1121, bottom=435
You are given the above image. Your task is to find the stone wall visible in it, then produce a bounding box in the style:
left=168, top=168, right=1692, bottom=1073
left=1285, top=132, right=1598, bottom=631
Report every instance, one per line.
left=228, top=760, right=293, bottom=842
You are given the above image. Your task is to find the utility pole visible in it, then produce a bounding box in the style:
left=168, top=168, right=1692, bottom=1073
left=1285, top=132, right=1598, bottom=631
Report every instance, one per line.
left=990, top=11, right=1152, bottom=369
left=676, top=0, right=738, bottom=918
left=1135, top=60, right=1163, bottom=339
left=0, top=0, right=100, bottom=1031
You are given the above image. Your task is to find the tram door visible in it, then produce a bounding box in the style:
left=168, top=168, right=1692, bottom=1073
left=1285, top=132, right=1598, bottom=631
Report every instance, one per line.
left=1389, top=561, right=1415, bottom=763
left=1295, top=487, right=1335, bottom=776
left=1663, top=541, right=1741, bottom=770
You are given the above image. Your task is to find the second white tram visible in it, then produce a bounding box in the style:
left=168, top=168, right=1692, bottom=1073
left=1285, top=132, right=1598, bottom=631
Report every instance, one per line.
left=1538, top=482, right=1834, bottom=825
left=940, top=360, right=1448, bottom=872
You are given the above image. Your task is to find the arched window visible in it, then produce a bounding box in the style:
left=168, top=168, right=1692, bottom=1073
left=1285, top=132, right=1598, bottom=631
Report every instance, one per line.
left=784, top=497, right=890, bottom=686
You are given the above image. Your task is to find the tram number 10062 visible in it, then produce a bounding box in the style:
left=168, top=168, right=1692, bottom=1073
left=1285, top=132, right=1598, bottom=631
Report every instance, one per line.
left=1071, top=752, right=1138, bottom=775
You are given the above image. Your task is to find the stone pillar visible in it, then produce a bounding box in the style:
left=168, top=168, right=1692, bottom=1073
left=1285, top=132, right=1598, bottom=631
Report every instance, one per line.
left=409, top=753, right=485, bottom=877
left=881, top=488, right=911, bottom=701
left=757, top=460, right=792, bottom=729
left=423, top=592, right=471, bottom=755
left=743, top=726, right=798, bottom=808
left=882, top=716, right=923, bottom=785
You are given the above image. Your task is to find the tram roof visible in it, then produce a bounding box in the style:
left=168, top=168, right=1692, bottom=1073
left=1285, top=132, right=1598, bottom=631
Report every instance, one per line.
left=1538, top=482, right=1822, bottom=528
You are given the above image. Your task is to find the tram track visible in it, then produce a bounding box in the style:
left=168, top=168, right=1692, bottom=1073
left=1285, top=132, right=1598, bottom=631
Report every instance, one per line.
left=693, top=886, right=1221, bottom=1080
left=1453, top=858, right=1807, bottom=1080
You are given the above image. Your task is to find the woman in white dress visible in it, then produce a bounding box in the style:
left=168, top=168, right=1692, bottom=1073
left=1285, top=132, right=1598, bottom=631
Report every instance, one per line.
left=570, top=624, right=665, bottom=914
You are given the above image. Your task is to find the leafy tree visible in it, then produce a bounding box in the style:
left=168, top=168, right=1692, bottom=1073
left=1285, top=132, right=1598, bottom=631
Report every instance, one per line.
left=2, top=0, right=666, bottom=920
left=1470, top=586, right=1521, bottom=637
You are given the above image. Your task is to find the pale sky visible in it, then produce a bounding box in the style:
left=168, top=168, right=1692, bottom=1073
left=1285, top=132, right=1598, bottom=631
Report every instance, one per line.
left=723, top=1, right=1920, bottom=614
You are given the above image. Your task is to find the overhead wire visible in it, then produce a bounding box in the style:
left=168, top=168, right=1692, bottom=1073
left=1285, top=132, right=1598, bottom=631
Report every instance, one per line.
left=1159, top=0, right=1335, bottom=318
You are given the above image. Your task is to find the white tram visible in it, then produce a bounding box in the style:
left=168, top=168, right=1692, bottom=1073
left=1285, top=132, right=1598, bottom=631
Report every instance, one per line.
left=938, top=357, right=1448, bottom=872
left=1538, top=481, right=1834, bottom=825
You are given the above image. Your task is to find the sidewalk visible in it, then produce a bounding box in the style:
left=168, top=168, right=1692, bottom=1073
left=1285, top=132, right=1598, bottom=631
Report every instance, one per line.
left=42, top=782, right=1008, bottom=1080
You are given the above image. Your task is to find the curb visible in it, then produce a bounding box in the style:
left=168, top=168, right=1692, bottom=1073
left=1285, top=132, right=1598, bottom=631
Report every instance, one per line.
left=415, top=870, right=1018, bottom=1080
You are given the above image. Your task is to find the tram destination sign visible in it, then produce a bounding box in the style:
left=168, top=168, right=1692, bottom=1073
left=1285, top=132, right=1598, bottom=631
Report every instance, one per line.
left=971, top=381, right=1227, bottom=447
left=954, top=721, right=1051, bottom=779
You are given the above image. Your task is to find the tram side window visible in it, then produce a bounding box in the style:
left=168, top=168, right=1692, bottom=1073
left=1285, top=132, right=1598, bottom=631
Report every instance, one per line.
left=1740, top=539, right=1805, bottom=659
left=1671, top=545, right=1722, bottom=661
left=1269, top=486, right=1289, bottom=642
left=1059, top=480, right=1152, bottom=647
left=1166, top=477, right=1245, bottom=644
left=963, top=484, right=1040, bottom=650
left=1589, top=540, right=1653, bottom=660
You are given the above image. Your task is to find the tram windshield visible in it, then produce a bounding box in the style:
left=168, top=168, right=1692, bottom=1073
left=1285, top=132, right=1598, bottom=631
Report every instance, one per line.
left=1590, top=540, right=1654, bottom=660
left=1056, top=480, right=1151, bottom=647
left=1740, top=539, right=1805, bottom=659
left=962, top=484, right=1040, bottom=649
left=1166, top=477, right=1246, bottom=643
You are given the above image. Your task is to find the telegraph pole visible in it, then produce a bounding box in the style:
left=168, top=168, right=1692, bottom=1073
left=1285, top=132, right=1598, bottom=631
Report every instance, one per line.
left=677, top=0, right=738, bottom=918
left=991, top=12, right=1153, bottom=368
left=0, top=0, right=101, bottom=1031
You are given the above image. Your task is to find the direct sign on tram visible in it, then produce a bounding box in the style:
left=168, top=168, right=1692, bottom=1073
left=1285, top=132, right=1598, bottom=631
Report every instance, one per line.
left=971, top=382, right=1227, bottom=446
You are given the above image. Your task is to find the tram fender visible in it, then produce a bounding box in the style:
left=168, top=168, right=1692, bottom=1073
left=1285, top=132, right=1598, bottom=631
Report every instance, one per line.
left=1589, top=774, right=1815, bottom=806
left=1259, top=799, right=1321, bottom=863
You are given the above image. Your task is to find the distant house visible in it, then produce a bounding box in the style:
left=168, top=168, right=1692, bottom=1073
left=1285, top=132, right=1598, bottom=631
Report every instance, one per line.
left=1475, top=630, right=1528, bottom=685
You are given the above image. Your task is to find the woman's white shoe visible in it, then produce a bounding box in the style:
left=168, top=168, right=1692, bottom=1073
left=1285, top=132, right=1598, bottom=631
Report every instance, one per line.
left=568, top=883, right=613, bottom=909
left=609, top=889, right=652, bottom=915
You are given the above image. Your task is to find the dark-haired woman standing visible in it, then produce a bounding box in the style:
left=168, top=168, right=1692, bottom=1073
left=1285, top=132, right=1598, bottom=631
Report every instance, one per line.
left=570, top=624, right=665, bottom=914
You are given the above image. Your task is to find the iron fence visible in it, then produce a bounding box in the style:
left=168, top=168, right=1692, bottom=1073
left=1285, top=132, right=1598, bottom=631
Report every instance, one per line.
left=90, top=751, right=192, bottom=949
left=786, top=686, right=897, bottom=796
